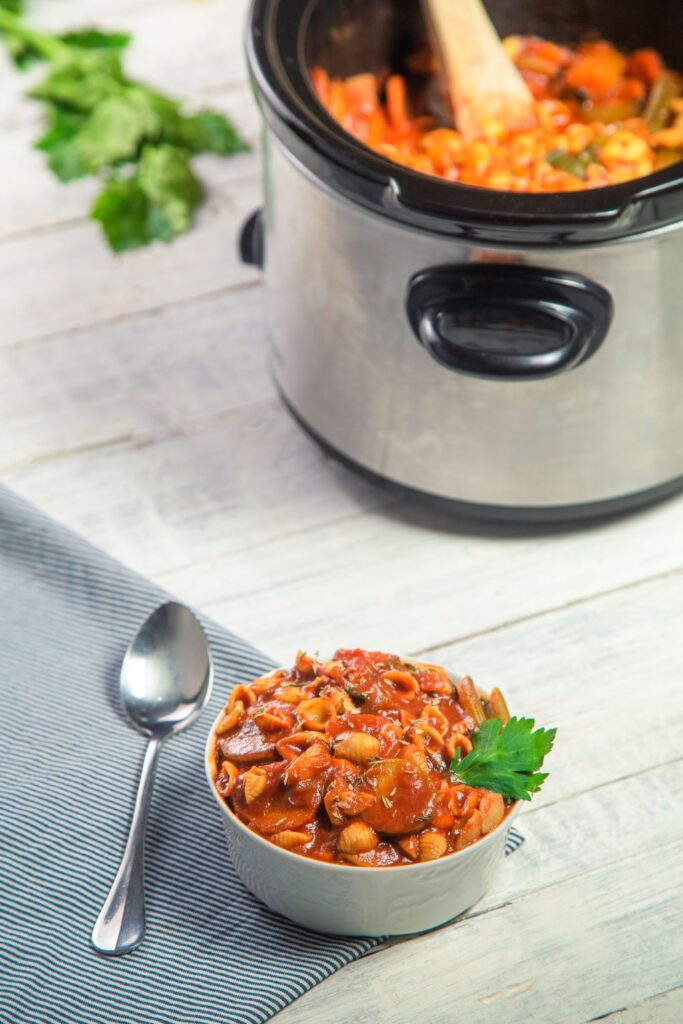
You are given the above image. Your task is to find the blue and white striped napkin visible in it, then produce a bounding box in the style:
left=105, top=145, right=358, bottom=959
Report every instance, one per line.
left=0, top=485, right=523, bottom=1024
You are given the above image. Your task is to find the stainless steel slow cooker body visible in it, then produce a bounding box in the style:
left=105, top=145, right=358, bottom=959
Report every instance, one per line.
left=244, top=0, right=683, bottom=521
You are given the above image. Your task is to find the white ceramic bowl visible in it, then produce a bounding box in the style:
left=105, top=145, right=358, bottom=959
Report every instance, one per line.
left=205, top=706, right=520, bottom=937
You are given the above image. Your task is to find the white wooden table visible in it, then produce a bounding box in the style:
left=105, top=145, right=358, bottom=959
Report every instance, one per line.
left=2, top=2, right=682, bottom=1021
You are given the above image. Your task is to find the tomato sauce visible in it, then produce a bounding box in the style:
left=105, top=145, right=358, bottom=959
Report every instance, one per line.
left=210, top=649, right=513, bottom=866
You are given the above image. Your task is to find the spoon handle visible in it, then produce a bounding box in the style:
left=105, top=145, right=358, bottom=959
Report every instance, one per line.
left=91, top=736, right=163, bottom=955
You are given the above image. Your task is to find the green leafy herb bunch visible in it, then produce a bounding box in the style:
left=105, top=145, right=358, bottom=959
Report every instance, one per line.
left=0, top=1, right=248, bottom=250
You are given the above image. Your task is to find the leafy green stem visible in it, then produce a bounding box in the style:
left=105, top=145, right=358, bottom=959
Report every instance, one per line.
left=0, top=2, right=248, bottom=251
left=0, top=8, right=68, bottom=61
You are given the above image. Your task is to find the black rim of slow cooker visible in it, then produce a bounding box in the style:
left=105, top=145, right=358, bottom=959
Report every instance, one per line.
left=247, top=0, right=683, bottom=247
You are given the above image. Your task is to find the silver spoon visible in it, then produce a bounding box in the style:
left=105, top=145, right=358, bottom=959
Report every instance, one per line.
left=91, top=601, right=213, bottom=956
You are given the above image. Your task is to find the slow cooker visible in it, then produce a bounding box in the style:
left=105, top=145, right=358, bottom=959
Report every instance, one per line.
left=241, top=0, right=683, bottom=521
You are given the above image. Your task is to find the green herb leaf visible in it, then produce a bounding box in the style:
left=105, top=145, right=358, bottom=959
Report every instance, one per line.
left=59, top=28, right=131, bottom=52
left=137, top=143, right=203, bottom=233
left=450, top=717, right=556, bottom=801
left=92, top=145, right=203, bottom=251
left=91, top=176, right=157, bottom=251
left=68, top=88, right=171, bottom=176
left=3, top=29, right=31, bottom=67
left=30, top=51, right=126, bottom=112
left=35, top=104, right=89, bottom=180
left=173, top=109, right=249, bottom=155
left=6, top=26, right=130, bottom=68
left=0, top=6, right=246, bottom=251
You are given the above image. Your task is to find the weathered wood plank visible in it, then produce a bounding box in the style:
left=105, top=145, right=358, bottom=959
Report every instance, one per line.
left=0, top=0, right=258, bottom=239
left=481, top=760, right=683, bottom=913
left=0, top=173, right=262, bottom=342
left=0, top=0, right=251, bottom=131
left=155, top=490, right=683, bottom=661
left=0, top=285, right=271, bottom=464
left=0, top=88, right=261, bottom=239
left=423, top=572, right=683, bottom=809
left=273, top=840, right=683, bottom=1024
left=4, top=323, right=683, bottom=655
left=4, top=395, right=385, bottom=575
left=589, top=987, right=683, bottom=1023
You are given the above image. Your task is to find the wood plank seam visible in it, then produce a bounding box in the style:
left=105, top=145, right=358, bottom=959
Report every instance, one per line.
left=192, top=549, right=683, bottom=631
left=519, top=753, right=683, bottom=817
left=464, top=837, right=683, bottom=926
left=0, top=395, right=284, bottom=474
left=0, top=276, right=261, bottom=349
left=413, top=563, right=683, bottom=656
left=0, top=166, right=261, bottom=246
left=270, top=840, right=683, bottom=1023
left=2, top=279, right=263, bottom=354
left=583, top=985, right=683, bottom=1022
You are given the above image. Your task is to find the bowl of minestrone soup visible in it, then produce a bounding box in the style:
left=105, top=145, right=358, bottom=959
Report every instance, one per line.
left=205, top=649, right=525, bottom=936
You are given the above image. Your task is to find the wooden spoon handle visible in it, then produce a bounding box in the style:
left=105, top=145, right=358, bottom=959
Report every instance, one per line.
left=425, top=0, right=534, bottom=140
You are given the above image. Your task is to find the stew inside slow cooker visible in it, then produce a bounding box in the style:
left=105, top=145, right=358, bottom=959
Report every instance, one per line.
left=310, top=28, right=683, bottom=193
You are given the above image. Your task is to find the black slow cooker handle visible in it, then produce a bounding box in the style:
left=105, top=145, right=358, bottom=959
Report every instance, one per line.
left=240, top=209, right=265, bottom=269
left=407, top=264, right=613, bottom=381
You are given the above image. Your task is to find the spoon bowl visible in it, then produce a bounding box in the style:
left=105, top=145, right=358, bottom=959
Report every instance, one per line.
left=91, top=601, right=213, bottom=956
left=122, top=601, right=213, bottom=735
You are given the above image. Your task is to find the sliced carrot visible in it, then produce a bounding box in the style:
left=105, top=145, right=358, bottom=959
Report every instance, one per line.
left=628, top=49, right=664, bottom=86
left=386, top=75, right=410, bottom=132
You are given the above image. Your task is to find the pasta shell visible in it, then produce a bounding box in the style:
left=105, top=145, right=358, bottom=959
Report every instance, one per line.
left=294, top=651, right=318, bottom=679
left=383, top=670, right=419, bottom=697
left=324, top=780, right=375, bottom=825
left=297, top=697, right=336, bottom=731
left=333, top=732, right=380, bottom=764
left=413, top=722, right=445, bottom=754
left=479, top=792, right=505, bottom=834
left=250, top=671, right=287, bottom=696
left=337, top=821, right=378, bottom=854
left=283, top=741, right=330, bottom=785
left=455, top=809, right=483, bottom=850
left=276, top=731, right=326, bottom=761
left=448, top=785, right=480, bottom=819
left=420, top=705, right=450, bottom=736
left=243, top=766, right=267, bottom=805
left=412, top=662, right=453, bottom=696
left=272, top=830, right=310, bottom=849
left=251, top=708, right=294, bottom=734
left=318, top=661, right=345, bottom=685
left=215, top=700, right=245, bottom=736
left=339, top=853, right=369, bottom=866
left=275, top=686, right=305, bottom=705
left=445, top=731, right=473, bottom=762
left=418, top=675, right=452, bottom=696
left=322, top=686, right=355, bottom=713
left=215, top=759, right=239, bottom=798
left=418, top=831, right=448, bottom=862
left=229, top=684, right=255, bottom=711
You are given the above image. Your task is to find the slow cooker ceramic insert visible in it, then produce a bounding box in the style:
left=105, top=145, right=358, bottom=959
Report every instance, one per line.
left=241, top=0, right=683, bottom=521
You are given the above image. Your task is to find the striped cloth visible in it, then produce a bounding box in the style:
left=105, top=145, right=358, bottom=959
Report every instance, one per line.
left=0, top=485, right=524, bottom=1024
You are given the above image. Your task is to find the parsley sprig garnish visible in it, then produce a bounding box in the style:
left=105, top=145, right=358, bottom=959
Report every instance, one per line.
left=450, top=717, right=557, bottom=801
left=0, top=2, right=248, bottom=250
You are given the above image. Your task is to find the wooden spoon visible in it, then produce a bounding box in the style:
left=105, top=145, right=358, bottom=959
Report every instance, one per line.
left=424, top=0, right=535, bottom=140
